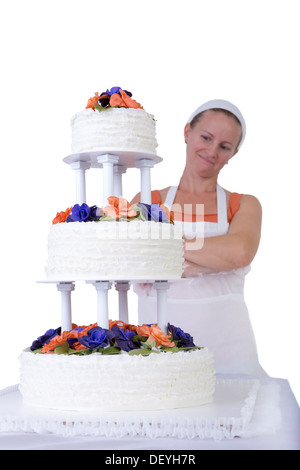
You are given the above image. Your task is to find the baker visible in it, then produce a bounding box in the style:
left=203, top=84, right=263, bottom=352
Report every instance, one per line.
left=132, top=99, right=266, bottom=376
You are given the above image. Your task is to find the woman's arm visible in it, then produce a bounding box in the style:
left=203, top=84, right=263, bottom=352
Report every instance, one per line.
left=184, top=195, right=262, bottom=273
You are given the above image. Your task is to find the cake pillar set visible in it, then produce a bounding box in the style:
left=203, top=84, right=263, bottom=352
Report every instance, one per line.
left=64, top=152, right=158, bottom=206
left=47, top=278, right=171, bottom=333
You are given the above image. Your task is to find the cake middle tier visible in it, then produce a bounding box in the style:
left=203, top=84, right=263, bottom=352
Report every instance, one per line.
left=45, top=220, right=184, bottom=281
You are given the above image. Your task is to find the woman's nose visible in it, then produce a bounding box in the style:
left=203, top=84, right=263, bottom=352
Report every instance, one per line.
left=203, top=141, right=218, bottom=160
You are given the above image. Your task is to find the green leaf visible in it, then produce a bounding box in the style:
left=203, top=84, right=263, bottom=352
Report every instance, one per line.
left=102, top=346, right=121, bottom=355
left=54, top=342, right=70, bottom=355
left=67, top=348, right=92, bottom=355
left=99, top=215, right=118, bottom=221
left=145, top=337, right=156, bottom=348
left=93, top=103, right=106, bottom=113
left=178, top=346, right=203, bottom=351
left=132, top=334, right=147, bottom=342
left=32, top=348, right=43, bottom=354
left=160, top=345, right=180, bottom=353
left=128, top=348, right=159, bottom=356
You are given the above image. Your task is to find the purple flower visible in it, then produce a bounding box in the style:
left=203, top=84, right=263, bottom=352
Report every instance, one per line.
left=78, top=327, right=114, bottom=351
left=105, top=87, right=132, bottom=97
left=168, top=323, right=195, bottom=348
left=111, top=326, right=140, bottom=352
left=89, top=205, right=101, bottom=221
left=30, top=327, right=61, bottom=351
left=105, top=86, right=122, bottom=95
left=67, top=204, right=101, bottom=223
left=99, top=88, right=132, bottom=107
left=69, top=203, right=90, bottom=222
left=137, top=203, right=168, bottom=223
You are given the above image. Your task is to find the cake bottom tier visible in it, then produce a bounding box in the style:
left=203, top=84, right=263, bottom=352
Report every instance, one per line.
left=19, top=348, right=215, bottom=411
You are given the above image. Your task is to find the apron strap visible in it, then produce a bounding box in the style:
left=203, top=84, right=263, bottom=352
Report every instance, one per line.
left=164, top=184, right=228, bottom=226
left=164, top=186, right=178, bottom=208
left=216, top=184, right=228, bottom=226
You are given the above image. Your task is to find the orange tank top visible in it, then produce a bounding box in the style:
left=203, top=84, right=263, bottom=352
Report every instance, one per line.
left=150, top=189, right=242, bottom=223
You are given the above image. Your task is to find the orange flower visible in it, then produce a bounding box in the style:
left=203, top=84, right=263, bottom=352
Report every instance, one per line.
left=136, top=324, right=152, bottom=337
left=110, top=89, right=143, bottom=109
left=52, top=207, right=72, bottom=225
left=41, top=330, right=77, bottom=353
left=72, top=342, right=88, bottom=351
left=148, top=325, right=175, bottom=348
left=80, top=323, right=98, bottom=336
left=104, top=197, right=137, bottom=219
left=41, top=323, right=97, bottom=353
left=109, top=320, right=136, bottom=332
left=86, top=92, right=100, bottom=110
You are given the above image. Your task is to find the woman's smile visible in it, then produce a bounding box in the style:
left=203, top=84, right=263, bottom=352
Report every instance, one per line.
left=198, top=153, right=215, bottom=165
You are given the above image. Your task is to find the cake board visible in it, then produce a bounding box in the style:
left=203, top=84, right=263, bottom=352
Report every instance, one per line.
left=0, top=378, right=282, bottom=441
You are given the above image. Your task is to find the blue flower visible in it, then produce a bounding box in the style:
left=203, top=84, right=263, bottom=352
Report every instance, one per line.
left=67, top=204, right=101, bottom=223
left=30, top=327, right=61, bottom=351
left=105, top=87, right=132, bottom=97
left=111, top=326, right=140, bottom=352
left=89, top=205, right=101, bottom=221
left=78, top=326, right=114, bottom=351
left=69, top=203, right=91, bottom=222
left=137, top=203, right=168, bottom=223
left=168, top=323, right=195, bottom=348
left=105, top=86, right=121, bottom=95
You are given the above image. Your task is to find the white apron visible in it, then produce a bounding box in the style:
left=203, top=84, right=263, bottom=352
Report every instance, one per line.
left=136, top=185, right=266, bottom=376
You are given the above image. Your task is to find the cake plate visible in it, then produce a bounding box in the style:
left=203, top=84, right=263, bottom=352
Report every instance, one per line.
left=63, top=150, right=162, bottom=168
left=63, top=150, right=162, bottom=205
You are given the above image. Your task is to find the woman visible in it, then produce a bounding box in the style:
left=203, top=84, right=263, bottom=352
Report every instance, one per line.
left=132, top=99, right=266, bottom=376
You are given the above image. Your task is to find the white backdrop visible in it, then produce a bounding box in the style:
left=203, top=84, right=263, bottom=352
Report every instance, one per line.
left=0, top=0, right=299, bottom=404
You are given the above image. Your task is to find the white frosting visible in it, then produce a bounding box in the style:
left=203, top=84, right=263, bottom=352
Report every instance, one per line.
left=19, top=348, right=215, bottom=411
left=71, top=107, right=158, bottom=155
left=45, top=220, right=184, bottom=281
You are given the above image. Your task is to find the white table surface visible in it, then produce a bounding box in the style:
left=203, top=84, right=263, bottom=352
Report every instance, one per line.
left=0, top=376, right=299, bottom=450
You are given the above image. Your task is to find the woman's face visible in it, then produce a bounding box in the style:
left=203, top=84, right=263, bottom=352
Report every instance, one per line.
left=184, top=110, right=242, bottom=178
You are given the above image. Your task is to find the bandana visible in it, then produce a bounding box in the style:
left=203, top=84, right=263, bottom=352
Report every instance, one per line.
left=187, top=99, right=246, bottom=149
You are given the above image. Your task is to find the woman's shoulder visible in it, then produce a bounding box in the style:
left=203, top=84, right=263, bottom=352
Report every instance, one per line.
left=224, top=190, right=261, bottom=222
left=224, top=189, right=260, bottom=205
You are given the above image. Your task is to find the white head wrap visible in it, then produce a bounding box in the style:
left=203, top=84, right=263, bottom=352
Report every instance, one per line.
left=187, top=99, right=246, bottom=149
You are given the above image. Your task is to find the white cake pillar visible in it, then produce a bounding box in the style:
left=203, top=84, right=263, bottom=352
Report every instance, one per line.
left=91, top=281, right=112, bottom=329
left=56, top=282, right=75, bottom=332
left=154, top=281, right=169, bottom=334
left=115, top=281, right=130, bottom=324
left=113, top=165, right=127, bottom=197
left=135, top=159, right=154, bottom=204
left=70, top=161, right=90, bottom=204
left=97, top=154, right=119, bottom=206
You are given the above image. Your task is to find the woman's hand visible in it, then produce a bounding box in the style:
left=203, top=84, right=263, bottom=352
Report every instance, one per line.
left=182, top=260, right=215, bottom=277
